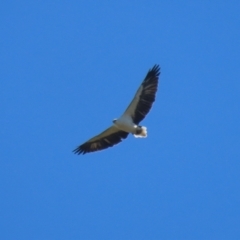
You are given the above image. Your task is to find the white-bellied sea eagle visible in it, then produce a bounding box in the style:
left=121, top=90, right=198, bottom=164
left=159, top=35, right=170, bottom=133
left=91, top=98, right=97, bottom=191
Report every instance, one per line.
left=73, top=64, right=160, bottom=155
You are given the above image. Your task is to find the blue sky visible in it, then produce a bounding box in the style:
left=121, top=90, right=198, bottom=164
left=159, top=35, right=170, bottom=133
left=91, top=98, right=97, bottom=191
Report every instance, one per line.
left=1, top=1, right=240, bottom=239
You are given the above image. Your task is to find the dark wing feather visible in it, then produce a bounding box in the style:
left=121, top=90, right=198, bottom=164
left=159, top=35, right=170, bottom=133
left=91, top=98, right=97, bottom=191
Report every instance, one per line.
left=123, top=65, right=160, bottom=124
left=73, top=126, right=129, bottom=155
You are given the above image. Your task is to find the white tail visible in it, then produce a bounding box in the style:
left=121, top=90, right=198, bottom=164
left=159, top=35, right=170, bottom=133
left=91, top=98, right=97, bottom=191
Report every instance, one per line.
left=134, top=126, right=147, bottom=138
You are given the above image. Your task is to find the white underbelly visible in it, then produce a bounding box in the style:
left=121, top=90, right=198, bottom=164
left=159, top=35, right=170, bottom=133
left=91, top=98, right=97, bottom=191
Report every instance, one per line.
left=114, top=115, right=137, bottom=133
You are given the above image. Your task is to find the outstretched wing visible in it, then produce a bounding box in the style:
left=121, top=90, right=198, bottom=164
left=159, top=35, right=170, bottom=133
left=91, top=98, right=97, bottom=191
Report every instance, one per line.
left=73, top=126, right=129, bottom=155
left=123, top=65, right=160, bottom=124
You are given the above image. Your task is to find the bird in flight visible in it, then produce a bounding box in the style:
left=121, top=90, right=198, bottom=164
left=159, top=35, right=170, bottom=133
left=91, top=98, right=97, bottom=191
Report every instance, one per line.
left=73, top=64, right=161, bottom=155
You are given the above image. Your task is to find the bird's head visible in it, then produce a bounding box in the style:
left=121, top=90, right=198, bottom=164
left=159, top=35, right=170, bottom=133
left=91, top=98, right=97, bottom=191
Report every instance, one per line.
left=112, top=118, right=117, bottom=124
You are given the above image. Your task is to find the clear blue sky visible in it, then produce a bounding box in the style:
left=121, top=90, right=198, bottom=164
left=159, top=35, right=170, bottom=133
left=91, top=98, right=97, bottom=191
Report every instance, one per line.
left=1, top=1, right=240, bottom=239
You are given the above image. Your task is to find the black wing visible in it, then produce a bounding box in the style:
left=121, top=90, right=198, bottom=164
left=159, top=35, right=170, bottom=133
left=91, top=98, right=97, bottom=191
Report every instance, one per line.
left=73, top=126, right=129, bottom=155
left=123, top=65, right=160, bottom=124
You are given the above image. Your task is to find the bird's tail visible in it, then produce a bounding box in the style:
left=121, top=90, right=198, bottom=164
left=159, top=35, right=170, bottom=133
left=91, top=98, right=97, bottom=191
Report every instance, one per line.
left=134, top=126, right=147, bottom=138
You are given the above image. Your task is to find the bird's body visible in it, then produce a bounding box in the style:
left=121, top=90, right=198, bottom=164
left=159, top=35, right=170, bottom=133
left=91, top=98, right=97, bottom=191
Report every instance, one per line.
left=73, top=64, right=160, bottom=155
left=114, top=114, right=147, bottom=137
left=114, top=115, right=137, bottom=134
